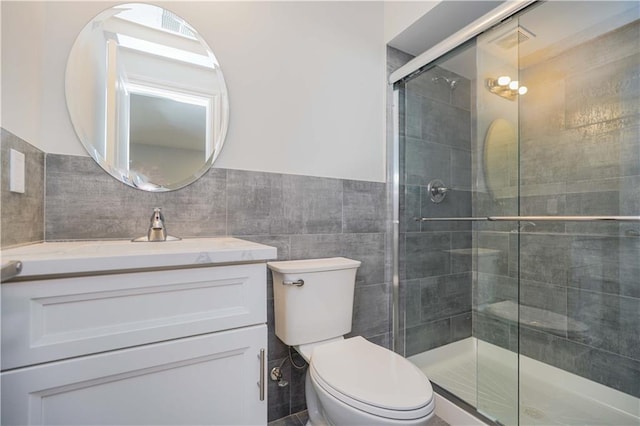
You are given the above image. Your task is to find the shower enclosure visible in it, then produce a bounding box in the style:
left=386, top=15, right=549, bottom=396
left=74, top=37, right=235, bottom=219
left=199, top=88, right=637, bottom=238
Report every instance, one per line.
left=392, top=2, right=639, bottom=425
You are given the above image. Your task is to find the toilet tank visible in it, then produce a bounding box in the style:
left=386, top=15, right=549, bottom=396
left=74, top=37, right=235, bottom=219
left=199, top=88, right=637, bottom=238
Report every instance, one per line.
left=267, top=257, right=361, bottom=346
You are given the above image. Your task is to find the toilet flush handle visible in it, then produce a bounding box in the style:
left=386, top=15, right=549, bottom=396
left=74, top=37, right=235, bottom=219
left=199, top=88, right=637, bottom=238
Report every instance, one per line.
left=283, top=279, right=304, bottom=287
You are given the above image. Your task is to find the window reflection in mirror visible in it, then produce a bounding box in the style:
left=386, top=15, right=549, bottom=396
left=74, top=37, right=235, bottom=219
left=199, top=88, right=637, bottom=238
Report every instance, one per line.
left=66, top=3, right=228, bottom=191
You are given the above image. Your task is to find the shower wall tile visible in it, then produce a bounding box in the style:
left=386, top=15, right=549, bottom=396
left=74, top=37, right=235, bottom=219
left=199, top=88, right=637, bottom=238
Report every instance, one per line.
left=401, top=185, right=421, bottom=232
left=405, top=138, right=451, bottom=186
left=620, top=296, right=640, bottom=361
left=450, top=148, right=472, bottom=190
left=476, top=273, right=518, bottom=307
left=420, top=188, right=472, bottom=232
left=519, top=233, right=570, bottom=285
left=405, top=318, right=452, bottom=356
left=405, top=92, right=423, bottom=139
left=567, top=288, right=625, bottom=356
left=519, top=194, right=566, bottom=233
left=399, top=62, right=473, bottom=356
left=408, top=66, right=455, bottom=105
left=1, top=129, right=45, bottom=248
left=420, top=273, right=472, bottom=323
left=473, top=312, right=511, bottom=351
left=402, top=279, right=422, bottom=328
left=567, top=234, right=640, bottom=299
left=421, top=97, right=471, bottom=150
left=520, top=326, right=640, bottom=398
left=450, top=312, right=472, bottom=341
left=564, top=53, right=639, bottom=129
left=520, top=279, right=567, bottom=318
left=405, top=232, right=451, bottom=279
left=476, top=232, right=510, bottom=276
left=407, top=65, right=472, bottom=112
left=450, top=231, right=473, bottom=273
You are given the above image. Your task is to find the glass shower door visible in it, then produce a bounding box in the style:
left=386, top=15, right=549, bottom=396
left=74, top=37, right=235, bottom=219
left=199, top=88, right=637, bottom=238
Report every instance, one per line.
left=515, top=2, right=640, bottom=424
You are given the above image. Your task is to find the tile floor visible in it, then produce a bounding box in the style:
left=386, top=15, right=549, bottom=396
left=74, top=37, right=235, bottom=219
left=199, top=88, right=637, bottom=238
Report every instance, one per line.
left=267, top=410, right=449, bottom=426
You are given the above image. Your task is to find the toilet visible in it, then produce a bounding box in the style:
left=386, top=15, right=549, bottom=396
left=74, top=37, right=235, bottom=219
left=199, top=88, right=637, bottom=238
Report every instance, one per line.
left=268, top=257, right=435, bottom=425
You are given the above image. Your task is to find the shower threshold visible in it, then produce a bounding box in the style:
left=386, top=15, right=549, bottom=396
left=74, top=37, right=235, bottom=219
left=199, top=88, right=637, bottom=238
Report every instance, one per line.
left=409, top=338, right=639, bottom=426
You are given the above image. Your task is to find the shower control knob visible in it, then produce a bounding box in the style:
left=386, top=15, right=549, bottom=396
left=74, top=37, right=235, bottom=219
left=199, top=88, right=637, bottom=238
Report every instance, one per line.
left=427, top=179, right=450, bottom=203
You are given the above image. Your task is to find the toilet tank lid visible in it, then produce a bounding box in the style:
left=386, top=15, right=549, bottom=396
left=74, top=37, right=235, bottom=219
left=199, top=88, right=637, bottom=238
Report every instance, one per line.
left=267, top=257, right=361, bottom=273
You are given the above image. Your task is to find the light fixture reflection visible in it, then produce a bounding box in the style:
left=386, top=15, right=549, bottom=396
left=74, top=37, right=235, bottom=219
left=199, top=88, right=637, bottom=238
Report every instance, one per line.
left=497, top=76, right=511, bottom=86
left=486, top=76, right=527, bottom=101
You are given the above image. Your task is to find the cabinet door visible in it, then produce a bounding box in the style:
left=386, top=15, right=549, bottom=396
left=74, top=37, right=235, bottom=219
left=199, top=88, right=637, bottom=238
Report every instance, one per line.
left=1, top=325, right=267, bottom=426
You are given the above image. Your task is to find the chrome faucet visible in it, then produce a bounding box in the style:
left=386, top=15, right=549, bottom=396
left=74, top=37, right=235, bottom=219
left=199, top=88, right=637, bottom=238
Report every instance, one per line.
left=147, top=208, right=167, bottom=242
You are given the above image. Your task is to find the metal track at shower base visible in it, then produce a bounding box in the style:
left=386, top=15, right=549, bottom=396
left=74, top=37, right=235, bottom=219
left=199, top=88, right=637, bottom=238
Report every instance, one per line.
left=431, top=382, right=504, bottom=426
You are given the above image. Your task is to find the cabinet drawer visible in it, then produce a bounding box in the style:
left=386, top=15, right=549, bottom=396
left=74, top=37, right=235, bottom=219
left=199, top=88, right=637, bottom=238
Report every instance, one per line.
left=2, top=263, right=266, bottom=370
left=2, top=324, right=267, bottom=426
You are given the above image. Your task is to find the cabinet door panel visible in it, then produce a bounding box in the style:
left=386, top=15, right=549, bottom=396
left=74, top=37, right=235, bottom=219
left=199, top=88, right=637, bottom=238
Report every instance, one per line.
left=1, top=325, right=267, bottom=425
left=2, top=264, right=266, bottom=369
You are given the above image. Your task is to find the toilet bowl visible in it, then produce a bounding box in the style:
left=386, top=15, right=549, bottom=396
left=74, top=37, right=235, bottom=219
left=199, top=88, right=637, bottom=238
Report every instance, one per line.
left=303, top=337, right=435, bottom=425
left=268, top=258, right=435, bottom=426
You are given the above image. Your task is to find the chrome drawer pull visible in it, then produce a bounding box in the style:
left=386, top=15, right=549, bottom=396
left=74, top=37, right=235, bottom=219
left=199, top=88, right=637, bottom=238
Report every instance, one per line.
left=258, top=348, right=265, bottom=401
left=282, top=279, right=304, bottom=287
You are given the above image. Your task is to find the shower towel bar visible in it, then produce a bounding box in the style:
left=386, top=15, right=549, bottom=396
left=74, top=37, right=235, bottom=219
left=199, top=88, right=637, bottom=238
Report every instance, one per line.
left=416, top=216, right=640, bottom=222
left=415, top=217, right=488, bottom=221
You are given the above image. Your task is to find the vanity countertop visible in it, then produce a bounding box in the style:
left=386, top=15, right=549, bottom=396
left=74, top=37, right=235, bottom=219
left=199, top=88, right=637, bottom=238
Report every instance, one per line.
left=1, top=238, right=277, bottom=280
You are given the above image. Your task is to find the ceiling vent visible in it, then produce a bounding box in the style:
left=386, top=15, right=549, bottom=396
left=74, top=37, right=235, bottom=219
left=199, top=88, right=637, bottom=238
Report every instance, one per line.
left=492, top=26, right=536, bottom=50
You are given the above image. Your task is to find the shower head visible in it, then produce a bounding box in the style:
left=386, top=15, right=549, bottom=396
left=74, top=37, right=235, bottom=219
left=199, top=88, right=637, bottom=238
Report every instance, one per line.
left=432, top=75, right=458, bottom=91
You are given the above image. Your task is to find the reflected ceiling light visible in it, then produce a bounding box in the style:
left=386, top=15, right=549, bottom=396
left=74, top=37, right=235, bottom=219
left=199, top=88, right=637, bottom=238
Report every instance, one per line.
left=486, top=76, right=527, bottom=101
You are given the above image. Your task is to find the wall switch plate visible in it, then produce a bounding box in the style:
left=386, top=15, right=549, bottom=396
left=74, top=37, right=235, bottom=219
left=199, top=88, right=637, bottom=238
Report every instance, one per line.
left=10, top=149, right=26, bottom=193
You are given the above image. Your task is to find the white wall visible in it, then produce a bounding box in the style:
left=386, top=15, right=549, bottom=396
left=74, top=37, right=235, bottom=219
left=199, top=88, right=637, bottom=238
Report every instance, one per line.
left=383, top=1, right=440, bottom=43
left=1, top=1, right=386, bottom=182
left=0, top=1, right=47, bottom=147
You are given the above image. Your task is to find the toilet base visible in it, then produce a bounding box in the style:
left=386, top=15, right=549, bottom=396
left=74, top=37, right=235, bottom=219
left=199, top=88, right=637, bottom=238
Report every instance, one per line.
left=305, top=370, right=435, bottom=426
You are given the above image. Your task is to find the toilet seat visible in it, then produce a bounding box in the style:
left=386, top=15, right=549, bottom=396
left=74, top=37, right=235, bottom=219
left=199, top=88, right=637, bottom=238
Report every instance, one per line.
left=309, top=337, right=434, bottom=421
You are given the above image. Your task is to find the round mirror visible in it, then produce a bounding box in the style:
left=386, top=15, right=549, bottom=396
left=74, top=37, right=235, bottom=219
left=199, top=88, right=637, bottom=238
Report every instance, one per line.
left=484, top=118, right=517, bottom=199
left=65, top=3, right=229, bottom=191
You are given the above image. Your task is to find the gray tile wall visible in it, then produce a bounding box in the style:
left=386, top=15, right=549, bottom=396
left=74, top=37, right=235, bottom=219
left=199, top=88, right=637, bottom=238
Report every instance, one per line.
left=474, top=20, right=640, bottom=397
left=1, top=134, right=389, bottom=422
left=42, top=153, right=389, bottom=421
left=398, top=64, right=474, bottom=357
left=1, top=129, right=45, bottom=248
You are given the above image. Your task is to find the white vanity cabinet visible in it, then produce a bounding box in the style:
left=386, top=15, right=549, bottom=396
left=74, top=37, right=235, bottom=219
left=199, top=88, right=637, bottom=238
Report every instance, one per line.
left=1, top=238, right=275, bottom=426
